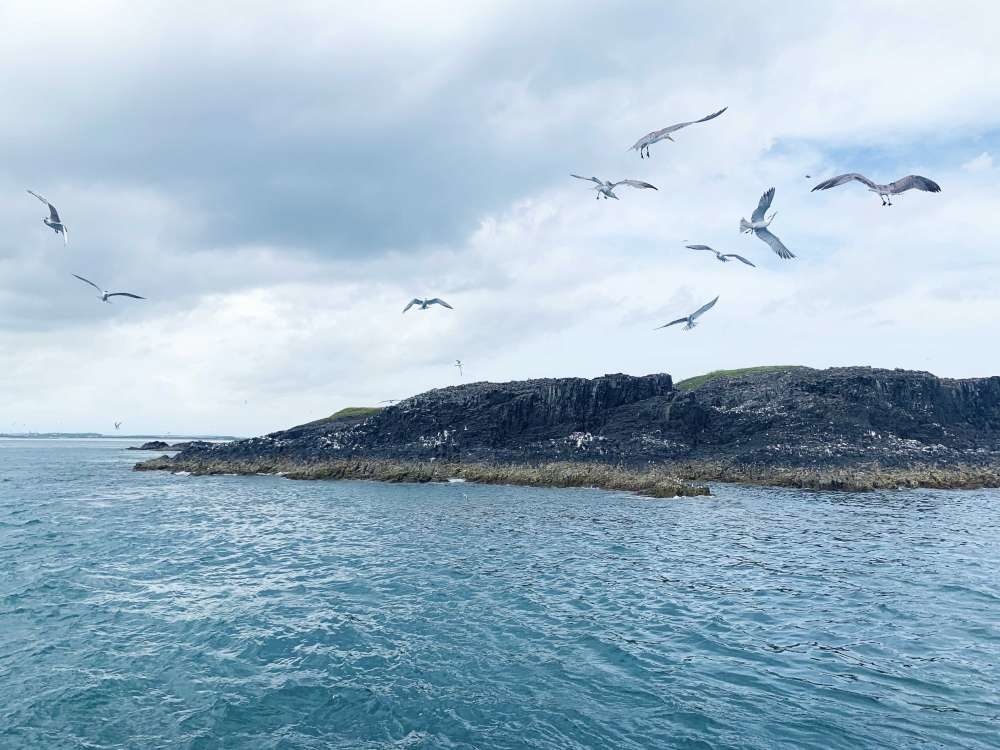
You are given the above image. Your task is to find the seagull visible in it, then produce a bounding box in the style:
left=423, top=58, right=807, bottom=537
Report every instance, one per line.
left=655, top=296, right=719, bottom=331
left=27, top=190, right=68, bottom=245
left=72, top=274, right=146, bottom=303
left=629, top=107, right=727, bottom=158
left=810, top=173, right=941, bottom=206
left=402, top=298, right=453, bottom=313
left=686, top=245, right=755, bottom=267
left=114, top=422, right=122, bottom=431
left=570, top=175, right=657, bottom=200
left=455, top=359, right=464, bottom=377
left=740, top=188, right=794, bottom=259
left=378, top=399, right=399, bottom=405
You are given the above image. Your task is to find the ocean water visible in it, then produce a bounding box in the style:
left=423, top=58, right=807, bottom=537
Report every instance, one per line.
left=1, top=439, right=998, bottom=749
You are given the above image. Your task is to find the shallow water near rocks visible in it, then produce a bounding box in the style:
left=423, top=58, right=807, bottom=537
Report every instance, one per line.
left=2, top=438, right=998, bottom=749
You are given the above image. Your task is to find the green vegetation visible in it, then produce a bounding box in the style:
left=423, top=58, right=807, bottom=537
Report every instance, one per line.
left=675, top=366, right=809, bottom=392
left=295, top=406, right=382, bottom=429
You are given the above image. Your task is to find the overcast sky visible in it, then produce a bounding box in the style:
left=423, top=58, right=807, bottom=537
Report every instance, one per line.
left=2, top=0, right=999, bottom=435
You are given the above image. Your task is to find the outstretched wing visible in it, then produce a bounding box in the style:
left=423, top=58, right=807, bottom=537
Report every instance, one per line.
left=61, top=224, right=69, bottom=245
left=888, top=175, right=941, bottom=194
left=811, top=173, right=877, bottom=192
left=721, top=254, right=756, bottom=267
left=402, top=298, right=422, bottom=313
left=570, top=174, right=603, bottom=185
left=754, top=228, right=795, bottom=259
left=72, top=274, right=102, bottom=292
left=686, top=244, right=719, bottom=256
left=106, top=292, right=146, bottom=300
left=612, top=179, right=658, bottom=190
left=426, top=298, right=454, bottom=309
left=28, top=190, right=61, bottom=222
left=751, top=188, right=775, bottom=222
left=655, top=317, right=688, bottom=330
left=666, top=106, right=728, bottom=134
left=691, top=296, right=719, bottom=320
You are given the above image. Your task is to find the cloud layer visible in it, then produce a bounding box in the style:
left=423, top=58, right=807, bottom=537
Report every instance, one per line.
left=2, top=0, right=999, bottom=434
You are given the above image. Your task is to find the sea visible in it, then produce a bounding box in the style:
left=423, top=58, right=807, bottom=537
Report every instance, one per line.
left=1, top=438, right=998, bottom=749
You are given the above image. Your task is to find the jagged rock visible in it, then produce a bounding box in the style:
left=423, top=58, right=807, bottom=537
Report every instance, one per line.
left=145, top=367, right=1000, bottom=473
left=128, top=440, right=171, bottom=451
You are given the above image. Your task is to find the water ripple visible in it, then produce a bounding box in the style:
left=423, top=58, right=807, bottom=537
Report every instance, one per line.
left=1, top=439, right=999, bottom=749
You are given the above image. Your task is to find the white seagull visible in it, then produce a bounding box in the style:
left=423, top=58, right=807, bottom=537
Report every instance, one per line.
left=72, top=274, right=146, bottom=303
left=27, top=190, right=68, bottom=245
left=570, top=174, right=657, bottom=200
left=629, top=107, right=727, bottom=158
left=455, top=359, right=464, bottom=377
left=686, top=245, right=755, bottom=267
left=655, top=296, right=719, bottom=331
left=811, top=173, right=941, bottom=206
left=114, top=422, right=122, bottom=431
left=402, top=298, right=453, bottom=313
left=740, top=188, right=794, bottom=259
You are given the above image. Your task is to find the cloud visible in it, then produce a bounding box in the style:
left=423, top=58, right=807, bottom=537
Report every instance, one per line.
left=2, top=0, right=999, bottom=433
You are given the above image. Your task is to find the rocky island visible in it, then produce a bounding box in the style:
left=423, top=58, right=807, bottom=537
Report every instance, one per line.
left=136, top=366, right=1000, bottom=495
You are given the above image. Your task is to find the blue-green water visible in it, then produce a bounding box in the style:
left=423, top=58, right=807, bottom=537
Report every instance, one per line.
left=1, top=439, right=998, bottom=749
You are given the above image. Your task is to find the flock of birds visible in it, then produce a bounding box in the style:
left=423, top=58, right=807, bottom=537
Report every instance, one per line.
left=25, top=106, right=944, bottom=362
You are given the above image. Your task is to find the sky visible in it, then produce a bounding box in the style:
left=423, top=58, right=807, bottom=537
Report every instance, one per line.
left=2, top=0, right=1000, bottom=435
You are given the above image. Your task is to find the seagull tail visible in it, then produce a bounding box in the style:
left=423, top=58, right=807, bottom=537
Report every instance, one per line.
left=739, top=218, right=752, bottom=233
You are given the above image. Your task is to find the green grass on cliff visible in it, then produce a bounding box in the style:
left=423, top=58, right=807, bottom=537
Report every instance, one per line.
left=327, top=407, right=382, bottom=420
left=675, top=366, right=808, bottom=392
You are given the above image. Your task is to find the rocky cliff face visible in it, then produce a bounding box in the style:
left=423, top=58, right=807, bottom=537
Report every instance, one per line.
left=163, top=367, right=1000, bottom=470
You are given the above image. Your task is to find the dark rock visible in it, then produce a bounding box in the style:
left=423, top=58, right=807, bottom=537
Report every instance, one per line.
left=128, top=441, right=171, bottom=451
left=153, top=367, right=1000, bottom=472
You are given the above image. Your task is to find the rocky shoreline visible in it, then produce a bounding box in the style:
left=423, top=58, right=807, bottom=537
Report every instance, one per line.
left=136, top=366, right=1000, bottom=494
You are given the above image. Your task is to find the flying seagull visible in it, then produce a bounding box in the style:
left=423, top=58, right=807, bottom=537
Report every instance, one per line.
left=455, top=359, right=464, bottom=377
left=810, top=173, right=941, bottom=206
left=402, top=298, right=453, bottom=313
left=629, top=107, right=727, bottom=158
left=570, top=175, right=657, bottom=200
left=740, top=188, right=794, bottom=259
left=114, top=422, right=122, bottom=431
left=378, top=399, right=399, bottom=405
left=686, top=245, right=755, bottom=267
left=72, top=274, right=146, bottom=303
left=27, top=190, right=68, bottom=245
left=655, top=296, right=719, bottom=331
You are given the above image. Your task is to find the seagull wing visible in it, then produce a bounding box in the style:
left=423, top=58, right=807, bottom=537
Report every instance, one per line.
left=751, top=188, right=775, bottom=222
left=686, top=244, right=719, bottom=256
left=28, top=190, right=61, bottom=222
left=690, top=296, right=719, bottom=320
left=754, top=228, right=795, bottom=259
left=106, top=292, right=146, bottom=300
left=402, top=298, right=422, bottom=313
left=72, top=274, right=102, bottom=292
left=570, top=174, right=603, bottom=185
left=888, top=175, right=941, bottom=194
left=426, top=298, right=454, bottom=309
left=655, top=317, right=689, bottom=330
left=811, top=173, right=877, bottom=192
left=666, top=106, right=729, bottom=133
left=612, top=179, right=658, bottom=190
left=721, top=254, right=756, bottom=267
left=62, top=224, right=69, bottom=245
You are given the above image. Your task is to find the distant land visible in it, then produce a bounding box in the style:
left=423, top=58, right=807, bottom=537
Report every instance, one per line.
left=137, top=366, right=1000, bottom=496
left=2, top=433, right=241, bottom=440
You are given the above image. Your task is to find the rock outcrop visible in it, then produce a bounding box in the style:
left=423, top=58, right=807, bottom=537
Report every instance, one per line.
left=137, top=367, right=1000, bottom=490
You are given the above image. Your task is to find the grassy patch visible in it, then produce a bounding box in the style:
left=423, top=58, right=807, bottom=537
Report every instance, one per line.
left=675, top=366, right=808, bottom=391
left=326, top=407, right=382, bottom=420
